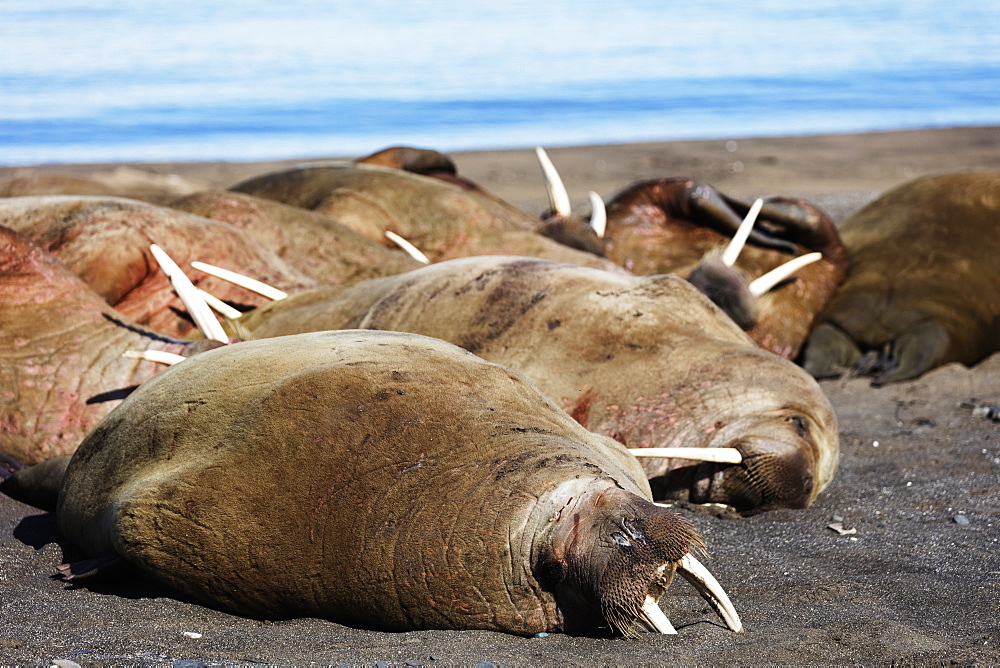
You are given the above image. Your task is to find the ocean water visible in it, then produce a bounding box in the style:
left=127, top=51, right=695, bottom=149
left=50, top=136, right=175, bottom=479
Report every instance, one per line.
left=1, top=0, right=998, bottom=165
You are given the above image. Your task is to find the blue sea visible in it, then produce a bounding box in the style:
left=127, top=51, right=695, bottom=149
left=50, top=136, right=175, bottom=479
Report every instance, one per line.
left=2, top=0, right=998, bottom=165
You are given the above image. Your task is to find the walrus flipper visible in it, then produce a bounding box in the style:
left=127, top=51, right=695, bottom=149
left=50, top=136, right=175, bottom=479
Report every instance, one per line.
left=800, top=323, right=864, bottom=379
left=869, top=320, right=951, bottom=386
left=56, top=555, right=127, bottom=582
left=0, top=455, right=72, bottom=511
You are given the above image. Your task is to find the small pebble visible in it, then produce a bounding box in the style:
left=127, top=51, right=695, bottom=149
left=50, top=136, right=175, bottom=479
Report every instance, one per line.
left=533, top=632, right=549, bottom=638
left=872, top=440, right=879, bottom=448
left=405, top=661, right=424, bottom=667
left=172, top=662, right=206, bottom=668
left=429, top=657, right=445, bottom=662
left=182, top=631, right=202, bottom=639
left=475, top=663, right=497, bottom=668
left=831, top=513, right=844, bottom=523
left=49, top=661, right=82, bottom=668
left=376, top=663, right=389, bottom=668
left=954, top=514, right=970, bottom=525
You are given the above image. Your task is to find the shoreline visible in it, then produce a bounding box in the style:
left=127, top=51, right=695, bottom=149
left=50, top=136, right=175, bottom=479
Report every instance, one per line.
left=3, top=125, right=998, bottom=220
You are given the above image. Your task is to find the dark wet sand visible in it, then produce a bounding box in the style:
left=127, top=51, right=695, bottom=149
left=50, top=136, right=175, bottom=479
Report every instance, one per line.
left=1, top=126, right=999, bottom=665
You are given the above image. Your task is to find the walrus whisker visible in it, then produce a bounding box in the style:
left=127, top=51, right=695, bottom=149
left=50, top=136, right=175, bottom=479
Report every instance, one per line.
left=747, top=252, right=823, bottom=296
left=384, top=231, right=431, bottom=264
left=588, top=191, right=607, bottom=238
left=639, top=595, right=678, bottom=634
left=720, top=198, right=764, bottom=267
left=190, top=261, right=289, bottom=300
left=535, top=146, right=572, bottom=217
left=678, top=553, right=744, bottom=632
left=122, top=350, right=186, bottom=366
left=628, top=447, right=743, bottom=464
left=197, top=289, right=243, bottom=320
left=149, top=245, right=229, bottom=343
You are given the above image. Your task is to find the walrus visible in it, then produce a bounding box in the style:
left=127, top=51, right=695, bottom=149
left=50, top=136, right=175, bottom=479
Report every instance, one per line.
left=531, top=155, right=849, bottom=359
left=800, top=171, right=1000, bottom=384
left=168, top=189, right=422, bottom=282
left=27, top=330, right=742, bottom=637
left=206, top=256, right=839, bottom=514
left=228, top=163, right=624, bottom=271
left=0, top=196, right=315, bottom=338
left=0, top=226, right=219, bottom=463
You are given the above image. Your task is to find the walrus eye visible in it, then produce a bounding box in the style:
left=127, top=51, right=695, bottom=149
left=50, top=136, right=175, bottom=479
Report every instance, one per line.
left=785, top=414, right=810, bottom=437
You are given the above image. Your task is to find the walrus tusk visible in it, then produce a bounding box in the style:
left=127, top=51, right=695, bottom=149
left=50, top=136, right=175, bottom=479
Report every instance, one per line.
left=190, top=261, right=289, bottom=301
left=149, top=245, right=229, bottom=343
left=628, top=447, right=743, bottom=464
left=384, top=231, right=431, bottom=264
left=588, top=191, right=607, bottom=239
left=677, top=553, right=744, bottom=632
left=197, top=289, right=243, bottom=320
left=122, top=350, right=186, bottom=366
left=748, top=252, right=823, bottom=296
left=639, top=595, right=678, bottom=634
left=535, top=147, right=572, bottom=217
left=720, top=198, right=764, bottom=267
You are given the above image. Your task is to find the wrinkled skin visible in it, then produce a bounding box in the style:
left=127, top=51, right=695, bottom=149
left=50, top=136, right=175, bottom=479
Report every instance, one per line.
left=56, top=330, right=711, bottom=636
left=0, top=226, right=217, bottom=463
left=0, top=196, right=315, bottom=338
left=599, top=179, right=849, bottom=359
left=801, top=172, right=1000, bottom=384
left=230, top=257, right=839, bottom=513
left=169, top=190, right=421, bottom=282
left=229, top=163, right=624, bottom=271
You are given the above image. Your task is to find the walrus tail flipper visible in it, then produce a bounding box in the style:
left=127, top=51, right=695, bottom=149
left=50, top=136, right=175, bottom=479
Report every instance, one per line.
left=870, top=320, right=951, bottom=385
left=0, top=455, right=71, bottom=511
left=56, top=555, right=128, bottom=582
left=800, top=323, right=863, bottom=379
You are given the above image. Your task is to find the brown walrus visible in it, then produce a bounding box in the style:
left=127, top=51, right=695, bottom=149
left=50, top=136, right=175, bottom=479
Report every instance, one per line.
left=0, top=196, right=315, bottom=338
left=800, top=172, right=1000, bottom=384
left=529, top=154, right=849, bottom=359
left=0, top=226, right=218, bottom=464
left=168, top=189, right=422, bottom=282
left=228, top=163, right=624, bottom=271
left=41, top=330, right=742, bottom=637
left=215, top=256, right=839, bottom=514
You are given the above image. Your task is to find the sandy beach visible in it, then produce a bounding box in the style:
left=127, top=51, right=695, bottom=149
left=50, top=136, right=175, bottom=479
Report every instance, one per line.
left=1, top=125, right=999, bottom=665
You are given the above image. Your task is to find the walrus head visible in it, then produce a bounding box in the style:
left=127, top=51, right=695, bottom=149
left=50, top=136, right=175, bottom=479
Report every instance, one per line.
left=540, top=480, right=742, bottom=636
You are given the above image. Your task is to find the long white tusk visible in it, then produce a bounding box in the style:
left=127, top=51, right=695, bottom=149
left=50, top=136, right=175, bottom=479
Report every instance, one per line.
left=149, top=245, right=229, bottom=343
left=639, top=595, right=677, bottom=635
left=385, top=231, right=430, bottom=264
left=535, top=147, right=572, bottom=217
left=628, top=447, right=743, bottom=464
left=190, top=261, right=289, bottom=300
left=198, top=289, right=243, bottom=320
left=720, top=198, right=764, bottom=267
left=588, top=191, right=607, bottom=239
left=747, top=251, right=823, bottom=296
left=677, top=553, right=743, bottom=632
left=123, top=349, right=186, bottom=366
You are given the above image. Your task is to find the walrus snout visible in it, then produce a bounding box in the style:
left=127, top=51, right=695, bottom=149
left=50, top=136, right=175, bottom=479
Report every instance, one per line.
left=544, top=483, right=741, bottom=637
left=693, top=439, right=815, bottom=515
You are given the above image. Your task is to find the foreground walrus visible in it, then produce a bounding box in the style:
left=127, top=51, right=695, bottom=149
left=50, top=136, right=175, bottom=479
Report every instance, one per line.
left=215, top=257, right=839, bottom=513
left=45, top=330, right=741, bottom=637
left=800, top=172, right=1000, bottom=384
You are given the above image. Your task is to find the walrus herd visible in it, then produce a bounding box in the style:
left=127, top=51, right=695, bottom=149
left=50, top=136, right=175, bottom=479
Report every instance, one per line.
left=1, top=144, right=998, bottom=639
